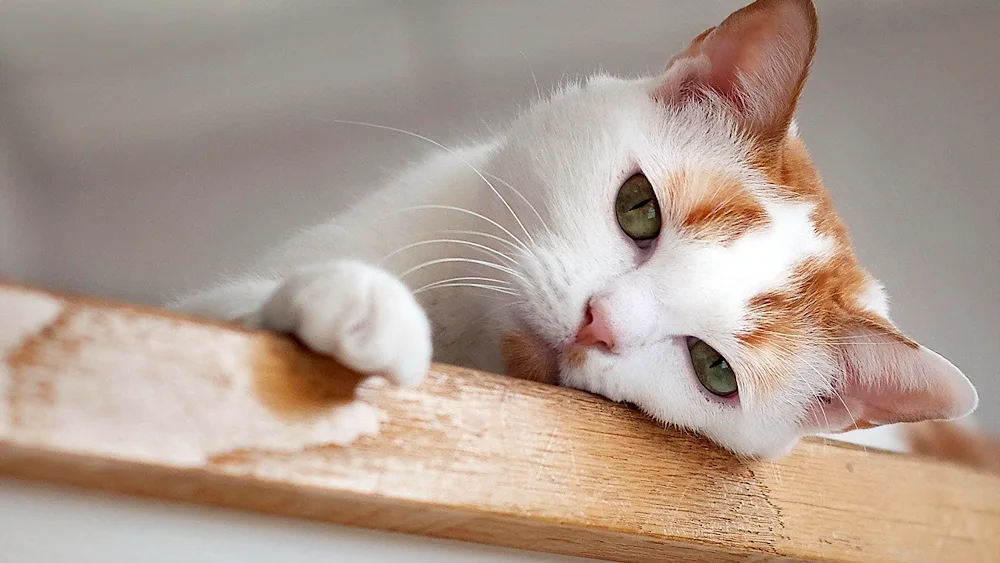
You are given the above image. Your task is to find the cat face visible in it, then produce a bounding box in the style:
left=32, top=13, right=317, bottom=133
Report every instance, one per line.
left=489, top=0, right=977, bottom=457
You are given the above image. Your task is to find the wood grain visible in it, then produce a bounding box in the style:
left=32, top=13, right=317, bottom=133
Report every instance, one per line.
left=1, top=283, right=998, bottom=562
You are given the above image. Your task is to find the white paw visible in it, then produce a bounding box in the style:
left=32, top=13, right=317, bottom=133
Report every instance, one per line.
left=258, top=261, right=431, bottom=387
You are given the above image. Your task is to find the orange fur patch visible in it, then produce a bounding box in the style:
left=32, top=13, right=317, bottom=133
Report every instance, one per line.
left=564, top=345, right=589, bottom=369
left=740, top=255, right=873, bottom=350
left=500, top=331, right=559, bottom=385
left=736, top=135, right=915, bottom=396
left=665, top=168, right=769, bottom=245
left=772, top=137, right=850, bottom=240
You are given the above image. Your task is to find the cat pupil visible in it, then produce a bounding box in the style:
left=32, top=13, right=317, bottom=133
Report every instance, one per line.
left=615, top=174, right=662, bottom=241
left=630, top=198, right=652, bottom=211
left=688, top=338, right=739, bottom=398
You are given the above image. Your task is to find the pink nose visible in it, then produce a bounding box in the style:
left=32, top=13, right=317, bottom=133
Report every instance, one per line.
left=575, top=300, right=616, bottom=351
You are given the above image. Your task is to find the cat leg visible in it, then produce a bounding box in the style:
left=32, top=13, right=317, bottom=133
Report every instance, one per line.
left=170, top=261, right=431, bottom=387
left=168, top=278, right=279, bottom=326
left=257, top=261, right=431, bottom=387
left=255, top=261, right=431, bottom=386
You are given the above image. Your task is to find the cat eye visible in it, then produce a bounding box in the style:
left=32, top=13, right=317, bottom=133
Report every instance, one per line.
left=615, top=173, right=662, bottom=241
left=688, top=338, right=738, bottom=397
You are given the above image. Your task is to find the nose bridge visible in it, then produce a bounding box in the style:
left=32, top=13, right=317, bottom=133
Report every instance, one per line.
left=593, top=270, right=660, bottom=347
left=535, top=230, right=609, bottom=299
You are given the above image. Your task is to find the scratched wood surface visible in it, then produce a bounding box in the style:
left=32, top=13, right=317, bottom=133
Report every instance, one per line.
left=1, top=284, right=998, bottom=562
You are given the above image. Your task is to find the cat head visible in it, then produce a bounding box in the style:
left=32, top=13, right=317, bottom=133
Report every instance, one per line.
left=488, top=0, right=978, bottom=457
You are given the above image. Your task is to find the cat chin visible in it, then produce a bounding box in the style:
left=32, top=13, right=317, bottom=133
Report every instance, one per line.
left=694, top=425, right=803, bottom=459
left=745, top=437, right=801, bottom=460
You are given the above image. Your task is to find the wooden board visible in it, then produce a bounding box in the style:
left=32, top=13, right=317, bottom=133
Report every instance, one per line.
left=1, top=283, right=998, bottom=562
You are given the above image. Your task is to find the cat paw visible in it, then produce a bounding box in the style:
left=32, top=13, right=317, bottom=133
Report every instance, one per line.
left=258, top=261, right=431, bottom=387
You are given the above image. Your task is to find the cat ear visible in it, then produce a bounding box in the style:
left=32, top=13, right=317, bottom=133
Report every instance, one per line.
left=653, top=0, right=818, bottom=144
left=804, top=316, right=979, bottom=433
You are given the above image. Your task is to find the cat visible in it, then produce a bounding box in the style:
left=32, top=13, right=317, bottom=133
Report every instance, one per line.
left=172, top=0, right=981, bottom=460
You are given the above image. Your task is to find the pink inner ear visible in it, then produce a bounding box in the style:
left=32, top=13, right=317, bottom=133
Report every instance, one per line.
left=804, top=324, right=978, bottom=433
left=698, top=35, right=742, bottom=100
left=667, top=34, right=747, bottom=111
left=653, top=0, right=817, bottom=140
left=845, top=376, right=966, bottom=426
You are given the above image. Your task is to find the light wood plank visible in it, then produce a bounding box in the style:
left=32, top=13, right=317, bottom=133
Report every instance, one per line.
left=1, top=284, right=998, bottom=562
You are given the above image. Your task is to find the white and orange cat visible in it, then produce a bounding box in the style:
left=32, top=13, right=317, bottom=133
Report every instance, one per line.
left=173, top=0, right=985, bottom=460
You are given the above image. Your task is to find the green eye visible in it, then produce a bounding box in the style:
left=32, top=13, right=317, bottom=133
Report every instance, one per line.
left=688, top=338, right=738, bottom=397
left=615, top=173, right=662, bottom=241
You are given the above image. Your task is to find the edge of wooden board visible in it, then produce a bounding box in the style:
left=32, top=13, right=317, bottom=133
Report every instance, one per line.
left=2, top=283, right=998, bottom=562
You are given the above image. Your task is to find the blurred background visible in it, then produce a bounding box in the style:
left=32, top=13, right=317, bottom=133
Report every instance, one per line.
left=0, top=0, right=997, bottom=431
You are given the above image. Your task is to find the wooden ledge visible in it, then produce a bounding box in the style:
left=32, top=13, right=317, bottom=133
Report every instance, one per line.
left=1, top=284, right=998, bottom=562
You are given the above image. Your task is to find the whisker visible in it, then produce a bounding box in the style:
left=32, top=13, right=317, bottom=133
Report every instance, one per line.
left=395, top=204, right=531, bottom=254
left=317, top=118, right=536, bottom=248
left=462, top=298, right=530, bottom=328
left=519, top=50, right=543, bottom=101
left=477, top=113, right=499, bottom=137
left=757, top=339, right=869, bottom=461
left=379, top=238, right=517, bottom=265
left=414, top=282, right=519, bottom=296
left=483, top=299, right=528, bottom=317
left=400, top=257, right=527, bottom=282
left=433, top=229, right=525, bottom=253
left=759, top=340, right=835, bottom=429
left=414, top=276, right=513, bottom=292
left=743, top=328, right=902, bottom=345
left=483, top=172, right=553, bottom=237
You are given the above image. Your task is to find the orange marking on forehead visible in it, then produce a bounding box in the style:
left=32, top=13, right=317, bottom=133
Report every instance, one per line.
left=665, top=168, right=769, bottom=244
